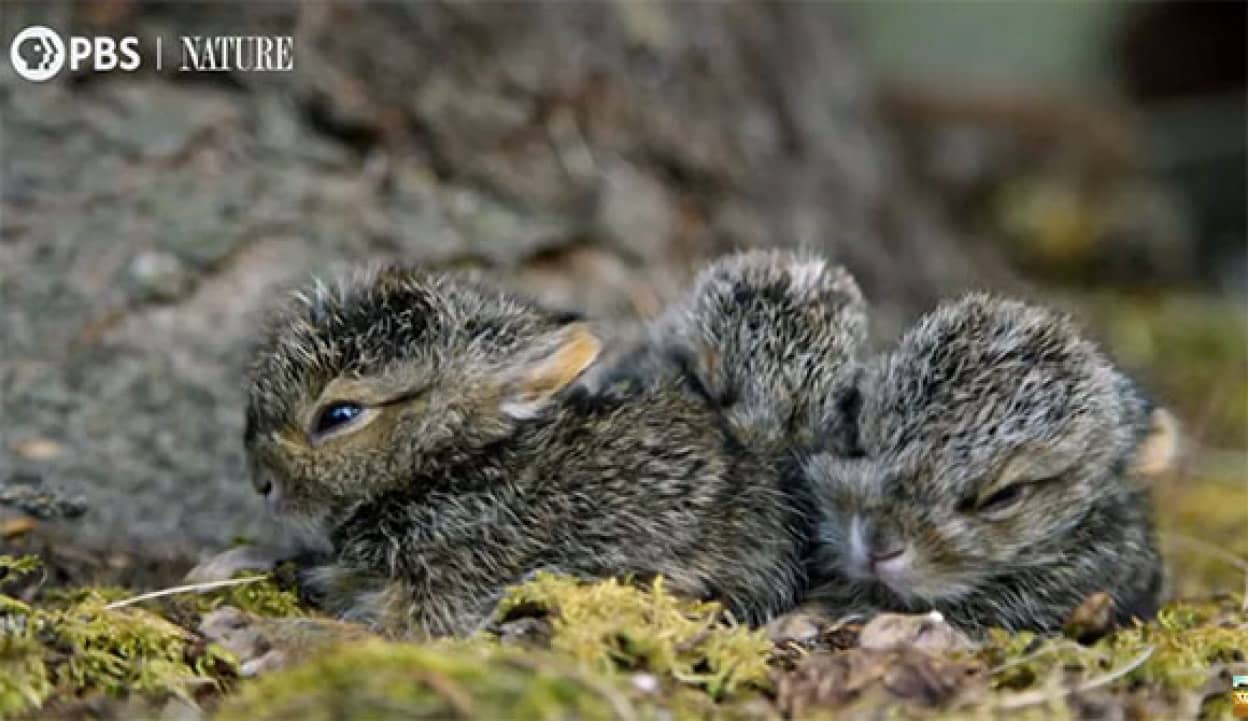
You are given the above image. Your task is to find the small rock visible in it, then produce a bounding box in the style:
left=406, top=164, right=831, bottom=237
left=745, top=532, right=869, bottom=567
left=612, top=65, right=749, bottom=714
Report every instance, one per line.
left=127, top=251, right=193, bottom=303
left=200, top=607, right=273, bottom=667
left=0, top=474, right=88, bottom=520
left=493, top=614, right=554, bottom=648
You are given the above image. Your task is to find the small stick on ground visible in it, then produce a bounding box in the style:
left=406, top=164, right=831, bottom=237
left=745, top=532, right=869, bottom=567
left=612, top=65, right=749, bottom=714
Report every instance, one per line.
left=995, top=645, right=1155, bottom=711
left=104, top=575, right=270, bottom=610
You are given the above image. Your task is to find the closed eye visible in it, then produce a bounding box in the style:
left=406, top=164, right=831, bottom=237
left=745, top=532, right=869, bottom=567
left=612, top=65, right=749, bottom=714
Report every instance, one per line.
left=970, top=471, right=1065, bottom=518
left=976, top=484, right=1025, bottom=513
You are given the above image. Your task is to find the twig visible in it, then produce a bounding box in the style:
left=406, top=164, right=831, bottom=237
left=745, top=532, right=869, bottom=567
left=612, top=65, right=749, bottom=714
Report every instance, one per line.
left=996, top=645, right=1154, bottom=711
left=103, top=575, right=270, bottom=610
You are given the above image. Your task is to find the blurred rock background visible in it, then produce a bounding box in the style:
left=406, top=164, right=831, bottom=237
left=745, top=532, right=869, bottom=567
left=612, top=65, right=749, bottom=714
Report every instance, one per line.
left=1, top=2, right=1243, bottom=595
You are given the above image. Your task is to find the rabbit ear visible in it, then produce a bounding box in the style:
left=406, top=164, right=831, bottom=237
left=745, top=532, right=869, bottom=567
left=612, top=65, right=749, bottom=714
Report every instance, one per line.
left=1128, top=408, right=1181, bottom=477
left=501, top=323, right=603, bottom=420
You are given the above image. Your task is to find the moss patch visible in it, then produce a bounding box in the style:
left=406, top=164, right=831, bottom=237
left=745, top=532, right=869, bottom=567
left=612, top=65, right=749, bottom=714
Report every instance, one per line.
left=0, top=633, right=53, bottom=720
left=169, top=574, right=306, bottom=622
left=213, top=573, right=781, bottom=721
left=0, top=556, right=43, bottom=586
left=0, top=588, right=237, bottom=718
left=3, top=558, right=1245, bottom=720
left=214, top=640, right=626, bottom=721
left=980, top=595, right=1247, bottom=718
left=495, top=573, right=773, bottom=699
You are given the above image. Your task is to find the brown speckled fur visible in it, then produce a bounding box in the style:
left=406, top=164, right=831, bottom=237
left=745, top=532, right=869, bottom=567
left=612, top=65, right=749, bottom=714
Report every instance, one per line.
left=805, top=294, right=1165, bottom=634
left=243, top=265, right=807, bottom=637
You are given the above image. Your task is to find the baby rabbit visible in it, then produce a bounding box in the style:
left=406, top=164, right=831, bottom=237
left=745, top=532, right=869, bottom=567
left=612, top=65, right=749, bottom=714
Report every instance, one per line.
left=240, top=265, right=810, bottom=638
left=806, top=294, right=1174, bottom=634
left=614, top=249, right=867, bottom=457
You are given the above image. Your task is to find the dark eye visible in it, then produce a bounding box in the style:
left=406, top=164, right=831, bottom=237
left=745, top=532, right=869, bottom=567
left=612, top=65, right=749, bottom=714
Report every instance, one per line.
left=977, top=484, right=1026, bottom=514
left=314, top=402, right=363, bottom=434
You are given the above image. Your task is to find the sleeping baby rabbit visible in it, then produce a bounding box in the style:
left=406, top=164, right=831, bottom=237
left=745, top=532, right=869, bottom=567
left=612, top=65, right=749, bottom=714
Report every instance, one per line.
left=805, top=293, right=1175, bottom=634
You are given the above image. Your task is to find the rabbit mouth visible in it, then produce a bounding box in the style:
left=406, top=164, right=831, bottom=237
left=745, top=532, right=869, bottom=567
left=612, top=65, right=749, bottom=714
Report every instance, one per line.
left=848, top=552, right=919, bottom=595
left=847, top=547, right=959, bottom=602
left=844, top=515, right=922, bottom=593
left=823, top=517, right=971, bottom=603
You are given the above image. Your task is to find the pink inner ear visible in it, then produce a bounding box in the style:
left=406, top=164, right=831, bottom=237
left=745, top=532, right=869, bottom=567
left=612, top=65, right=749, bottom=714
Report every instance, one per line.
left=504, top=325, right=602, bottom=419
left=522, top=325, right=602, bottom=397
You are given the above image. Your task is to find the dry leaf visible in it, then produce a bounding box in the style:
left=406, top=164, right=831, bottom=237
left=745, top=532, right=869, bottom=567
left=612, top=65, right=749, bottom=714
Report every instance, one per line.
left=858, top=611, right=974, bottom=654
left=776, top=647, right=984, bottom=716
left=11, top=438, right=65, bottom=461
left=1063, top=591, right=1116, bottom=645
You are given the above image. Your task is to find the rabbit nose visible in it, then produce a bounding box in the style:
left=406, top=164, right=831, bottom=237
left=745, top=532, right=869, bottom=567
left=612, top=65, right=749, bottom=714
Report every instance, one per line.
left=868, top=544, right=905, bottom=563
left=865, top=523, right=905, bottom=562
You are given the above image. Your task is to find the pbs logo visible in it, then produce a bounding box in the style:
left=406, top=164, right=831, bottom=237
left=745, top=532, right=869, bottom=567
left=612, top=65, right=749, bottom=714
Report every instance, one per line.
left=9, top=25, right=64, bottom=82
left=10, top=25, right=140, bottom=82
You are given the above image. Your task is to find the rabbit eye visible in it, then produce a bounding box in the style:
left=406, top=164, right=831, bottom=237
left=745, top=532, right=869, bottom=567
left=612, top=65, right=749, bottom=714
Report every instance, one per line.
left=314, top=401, right=363, bottom=434
left=977, top=484, right=1026, bottom=515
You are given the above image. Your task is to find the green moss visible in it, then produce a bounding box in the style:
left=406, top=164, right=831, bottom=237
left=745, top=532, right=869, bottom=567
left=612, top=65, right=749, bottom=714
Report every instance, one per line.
left=49, top=600, right=202, bottom=697
left=0, top=564, right=315, bottom=717
left=495, top=573, right=773, bottom=699
left=0, top=589, right=238, bottom=718
left=214, top=575, right=1244, bottom=720
left=40, top=586, right=136, bottom=608
left=4, top=561, right=1242, bottom=719
left=1112, top=597, right=1247, bottom=689
left=215, top=575, right=780, bottom=721
left=214, top=640, right=622, bottom=721
left=175, top=574, right=305, bottom=619
left=0, top=556, right=42, bottom=585
left=980, top=595, right=1248, bottom=717
left=0, top=635, right=52, bottom=719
